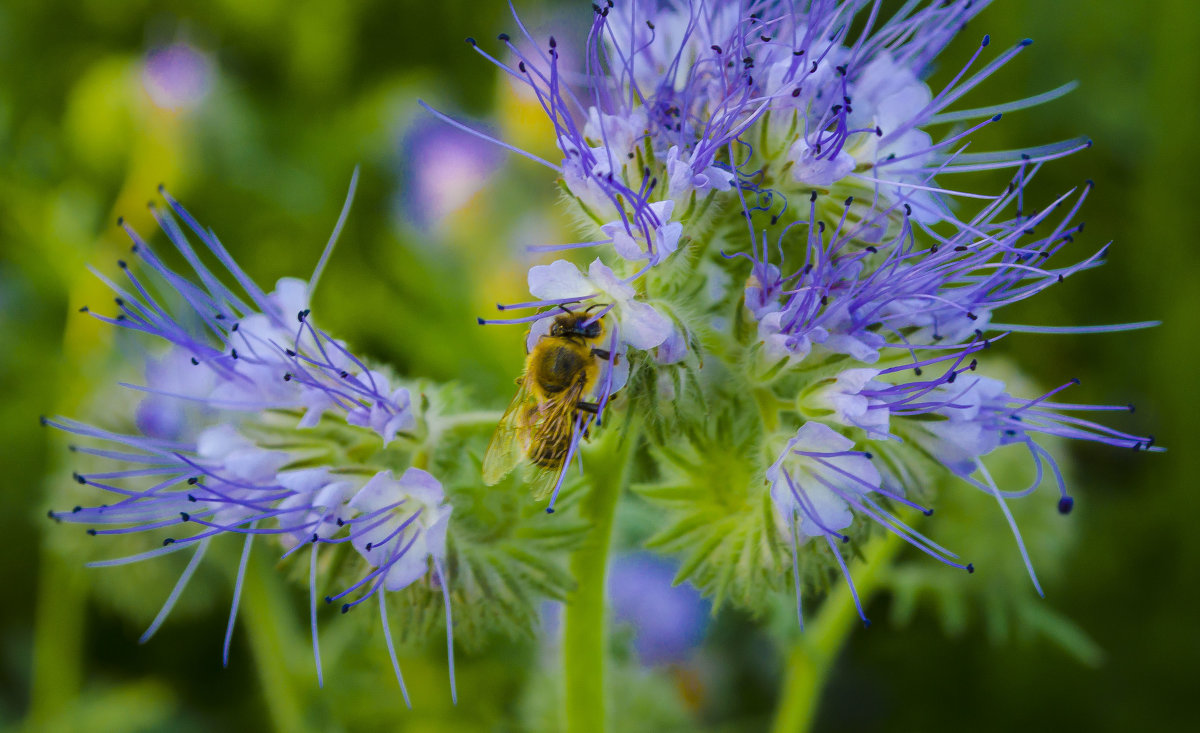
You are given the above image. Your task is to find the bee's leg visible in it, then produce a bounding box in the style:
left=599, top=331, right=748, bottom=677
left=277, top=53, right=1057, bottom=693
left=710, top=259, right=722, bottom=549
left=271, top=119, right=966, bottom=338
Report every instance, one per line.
left=590, top=348, right=616, bottom=363
left=575, top=401, right=600, bottom=414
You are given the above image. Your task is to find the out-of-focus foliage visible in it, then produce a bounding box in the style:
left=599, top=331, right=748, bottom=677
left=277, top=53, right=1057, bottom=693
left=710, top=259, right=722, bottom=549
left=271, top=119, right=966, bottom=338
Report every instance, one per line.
left=0, top=1, right=1194, bottom=732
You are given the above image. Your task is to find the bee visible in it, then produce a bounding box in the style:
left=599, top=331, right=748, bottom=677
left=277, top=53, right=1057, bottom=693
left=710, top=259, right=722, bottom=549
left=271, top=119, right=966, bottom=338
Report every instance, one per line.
left=483, top=307, right=613, bottom=500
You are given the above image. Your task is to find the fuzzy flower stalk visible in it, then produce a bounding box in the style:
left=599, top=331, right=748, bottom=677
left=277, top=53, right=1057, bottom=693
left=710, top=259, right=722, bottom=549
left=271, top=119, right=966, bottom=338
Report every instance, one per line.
left=439, top=0, right=1158, bottom=642
left=45, top=172, right=471, bottom=705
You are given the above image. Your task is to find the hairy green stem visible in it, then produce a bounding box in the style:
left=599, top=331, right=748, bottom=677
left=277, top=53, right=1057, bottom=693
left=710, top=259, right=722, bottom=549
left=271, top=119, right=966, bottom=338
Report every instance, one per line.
left=770, top=528, right=907, bottom=733
left=563, top=422, right=641, bottom=733
left=241, top=550, right=311, bottom=733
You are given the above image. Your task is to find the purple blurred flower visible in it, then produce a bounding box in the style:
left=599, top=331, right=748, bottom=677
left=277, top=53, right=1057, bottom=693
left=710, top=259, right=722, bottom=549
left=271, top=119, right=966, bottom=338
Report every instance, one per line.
left=609, top=553, right=709, bottom=665
left=398, top=120, right=504, bottom=230
left=143, top=43, right=214, bottom=110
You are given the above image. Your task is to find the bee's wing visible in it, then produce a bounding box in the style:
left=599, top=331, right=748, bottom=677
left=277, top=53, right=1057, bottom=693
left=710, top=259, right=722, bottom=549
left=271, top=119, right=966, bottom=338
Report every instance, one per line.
left=526, top=380, right=587, bottom=500
left=482, top=375, right=535, bottom=485
left=529, top=464, right=565, bottom=501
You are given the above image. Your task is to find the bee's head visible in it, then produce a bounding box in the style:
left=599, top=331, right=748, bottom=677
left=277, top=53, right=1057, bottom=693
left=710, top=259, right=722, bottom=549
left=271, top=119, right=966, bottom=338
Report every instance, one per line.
left=550, top=309, right=605, bottom=341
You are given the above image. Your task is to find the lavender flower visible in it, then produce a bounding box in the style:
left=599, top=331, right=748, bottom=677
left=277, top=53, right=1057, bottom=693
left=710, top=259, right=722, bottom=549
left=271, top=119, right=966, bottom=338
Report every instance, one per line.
left=397, top=119, right=505, bottom=231
left=142, top=42, right=214, bottom=110
left=440, top=1, right=1091, bottom=376
left=772, top=348, right=1157, bottom=625
left=526, top=258, right=674, bottom=350
left=609, top=553, right=710, bottom=665
left=439, top=0, right=1159, bottom=627
left=438, top=1, right=1090, bottom=263
left=46, top=171, right=456, bottom=704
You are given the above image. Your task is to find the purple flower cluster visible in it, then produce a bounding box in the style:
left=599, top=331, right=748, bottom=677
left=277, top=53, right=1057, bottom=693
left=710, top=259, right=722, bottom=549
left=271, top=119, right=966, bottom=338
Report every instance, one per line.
left=432, top=0, right=1159, bottom=625
left=47, top=174, right=454, bottom=704
left=437, top=0, right=1096, bottom=370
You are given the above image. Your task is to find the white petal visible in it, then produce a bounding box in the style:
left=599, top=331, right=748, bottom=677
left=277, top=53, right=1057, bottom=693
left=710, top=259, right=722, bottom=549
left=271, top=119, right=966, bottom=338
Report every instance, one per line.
left=936, top=375, right=1007, bottom=421
left=792, top=421, right=854, bottom=454
left=829, top=390, right=870, bottom=424
left=397, top=467, right=444, bottom=507
left=704, top=165, right=734, bottom=191
left=789, top=138, right=855, bottom=186
left=298, top=391, right=334, bottom=429
left=836, top=368, right=881, bottom=393
left=758, top=311, right=791, bottom=359
left=277, top=467, right=332, bottom=494
left=224, top=447, right=289, bottom=482
left=146, top=347, right=216, bottom=395
left=769, top=475, right=801, bottom=522
left=607, top=224, right=647, bottom=261
left=346, top=406, right=371, bottom=429
left=381, top=410, right=414, bottom=445
left=528, top=259, right=592, bottom=300
left=423, top=505, right=453, bottom=560
left=213, top=499, right=258, bottom=529
left=822, top=453, right=881, bottom=497
left=351, top=516, right=397, bottom=567
left=589, top=146, right=616, bottom=179
left=592, top=345, right=630, bottom=396
left=275, top=491, right=311, bottom=527
left=795, top=482, right=854, bottom=538
left=526, top=315, right=554, bottom=352
left=348, top=470, right=400, bottom=514
left=361, top=369, right=393, bottom=397
left=135, top=397, right=187, bottom=441
left=655, top=322, right=688, bottom=364
left=822, top=333, right=881, bottom=363
left=656, top=221, right=683, bottom=259
left=620, top=300, right=673, bottom=349
left=382, top=532, right=430, bottom=591
left=586, top=259, right=635, bottom=301
left=921, top=420, right=998, bottom=474
left=271, top=277, right=311, bottom=321
left=313, top=480, right=353, bottom=512
left=647, top=199, right=675, bottom=223
left=196, top=424, right=248, bottom=459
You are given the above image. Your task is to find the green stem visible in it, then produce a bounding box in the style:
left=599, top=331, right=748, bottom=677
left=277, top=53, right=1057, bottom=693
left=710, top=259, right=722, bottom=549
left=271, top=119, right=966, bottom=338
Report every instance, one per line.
left=753, top=387, right=786, bottom=432
left=27, top=550, right=87, bottom=728
left=770, top=528, right=907, bottom=733
left=563, top=422, right=641, bottom=733
left=241, top=550, right=311, bottom=733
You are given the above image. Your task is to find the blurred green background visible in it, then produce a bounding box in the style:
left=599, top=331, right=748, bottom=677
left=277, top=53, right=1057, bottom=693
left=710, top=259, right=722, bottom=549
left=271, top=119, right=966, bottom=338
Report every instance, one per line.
left=0, top=0, right=1195, bottom=730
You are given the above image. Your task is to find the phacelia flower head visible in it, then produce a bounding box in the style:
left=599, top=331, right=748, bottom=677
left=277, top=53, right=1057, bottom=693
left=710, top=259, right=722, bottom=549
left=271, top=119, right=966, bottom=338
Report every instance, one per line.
left=438, top=0, right=1095, bottom=385
left=439, top=0, right=1158, bottom=638
left=438, top=0, right=1087, bottom=263
left=47, top=171, right=456, bottom=705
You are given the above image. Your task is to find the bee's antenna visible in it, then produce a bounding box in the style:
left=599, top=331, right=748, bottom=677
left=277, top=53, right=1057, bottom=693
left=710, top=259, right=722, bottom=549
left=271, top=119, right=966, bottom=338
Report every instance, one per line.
left=556, top=304, right=573, bottom=315
left=582, top=302, right=615, bottom=328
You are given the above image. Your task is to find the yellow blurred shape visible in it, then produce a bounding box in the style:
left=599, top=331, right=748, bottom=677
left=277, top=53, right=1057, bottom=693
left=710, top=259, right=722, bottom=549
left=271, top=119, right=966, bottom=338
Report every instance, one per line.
left=63, top=56, right=143, bottom=175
